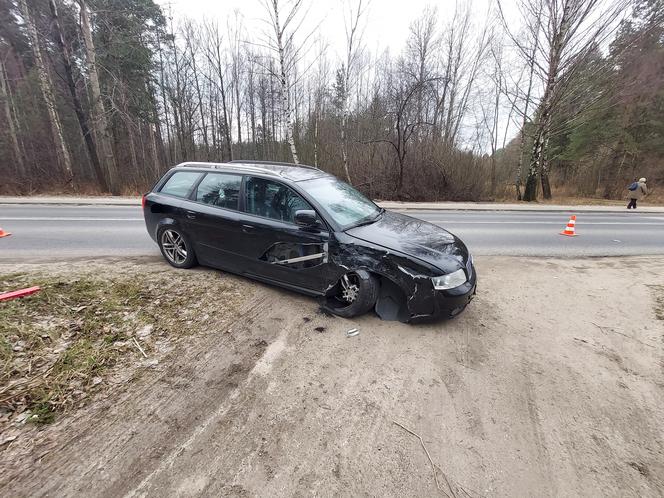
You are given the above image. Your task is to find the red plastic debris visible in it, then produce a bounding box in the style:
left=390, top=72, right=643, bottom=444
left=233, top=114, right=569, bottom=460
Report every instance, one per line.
left=0, top=286, right=41, bottom=302
left=0, top=227, right=11, bottom=238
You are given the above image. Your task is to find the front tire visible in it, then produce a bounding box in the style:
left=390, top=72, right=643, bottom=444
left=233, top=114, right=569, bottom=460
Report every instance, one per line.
left=158, top=227, right=197, bottom=269
left=324, top=270, right=379, bottom=318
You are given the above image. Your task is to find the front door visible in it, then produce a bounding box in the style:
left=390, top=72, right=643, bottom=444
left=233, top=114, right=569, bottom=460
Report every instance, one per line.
left=238, top=176, right=330, bottom=293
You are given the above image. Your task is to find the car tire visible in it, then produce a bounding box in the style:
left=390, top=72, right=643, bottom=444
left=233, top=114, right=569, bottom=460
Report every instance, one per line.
left=325, top=270, right=379, bottom=318
left=157, top=226, right=197, bottom=269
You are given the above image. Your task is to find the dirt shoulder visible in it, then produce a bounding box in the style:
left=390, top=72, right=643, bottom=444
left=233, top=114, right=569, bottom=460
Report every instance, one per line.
left=1, top=257, right=663, bottom=497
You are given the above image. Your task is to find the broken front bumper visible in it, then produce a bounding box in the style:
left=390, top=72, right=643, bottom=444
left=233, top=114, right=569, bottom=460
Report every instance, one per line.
left=409, top=266, right=477, bottom=323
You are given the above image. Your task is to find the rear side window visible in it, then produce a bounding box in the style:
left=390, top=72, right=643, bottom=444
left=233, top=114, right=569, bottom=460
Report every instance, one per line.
left=195, top=173, right=241, bottom=210
left=245, top=176, right=313, bottom=223
left=159, top=171, right=201, bottom=198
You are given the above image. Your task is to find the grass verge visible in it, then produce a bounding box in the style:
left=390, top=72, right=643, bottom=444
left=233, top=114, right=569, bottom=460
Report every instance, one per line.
left=1, top=266, right=245, bottom=428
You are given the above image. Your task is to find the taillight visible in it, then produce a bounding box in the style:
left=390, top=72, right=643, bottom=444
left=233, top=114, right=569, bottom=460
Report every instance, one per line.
left=141, top=194, right=147, bottom=209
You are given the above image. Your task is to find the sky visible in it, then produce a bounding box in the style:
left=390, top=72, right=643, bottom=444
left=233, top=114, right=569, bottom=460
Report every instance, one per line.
left=155, top=0, right=507, bottom=62
left=154, top=0, right=523, bottom=149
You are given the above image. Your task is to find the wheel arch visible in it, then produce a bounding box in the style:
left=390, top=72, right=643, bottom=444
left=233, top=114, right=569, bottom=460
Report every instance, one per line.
left=155, top=217, right=179, bottom=240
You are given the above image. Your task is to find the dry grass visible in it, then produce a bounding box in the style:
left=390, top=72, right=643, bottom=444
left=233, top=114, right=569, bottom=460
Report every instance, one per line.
left=493, top=182, right=664, bottom=205
left=0, top=264, right=247, bottom=428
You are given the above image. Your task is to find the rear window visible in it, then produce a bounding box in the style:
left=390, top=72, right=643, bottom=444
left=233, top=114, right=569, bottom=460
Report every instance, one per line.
left=159, top=171, right=201, bottom=198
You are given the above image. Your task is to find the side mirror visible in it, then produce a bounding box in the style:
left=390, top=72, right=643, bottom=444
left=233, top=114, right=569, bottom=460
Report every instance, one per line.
left=295, top=210, right=319, bottom=228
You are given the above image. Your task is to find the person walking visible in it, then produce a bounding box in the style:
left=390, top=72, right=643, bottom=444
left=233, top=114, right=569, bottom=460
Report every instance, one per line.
left=627, top=177, right=648, bottom=209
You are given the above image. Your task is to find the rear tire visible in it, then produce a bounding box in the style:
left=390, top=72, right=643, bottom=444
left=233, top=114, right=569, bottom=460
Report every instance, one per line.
left=324, top=270, right=379, bottom=318
left=157, top=226, right=197, bottom=269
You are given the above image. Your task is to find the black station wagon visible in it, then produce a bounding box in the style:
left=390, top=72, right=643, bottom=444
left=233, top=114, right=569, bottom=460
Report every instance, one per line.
left=143, top=161, right=476, bottom=322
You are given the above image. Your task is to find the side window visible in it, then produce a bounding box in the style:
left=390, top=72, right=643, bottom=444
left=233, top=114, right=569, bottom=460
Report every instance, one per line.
left=195, top=173, right=241, bottom=210
left=245, top=177, right=313, bottom=223
left=159, top=171, right=201, bottom=198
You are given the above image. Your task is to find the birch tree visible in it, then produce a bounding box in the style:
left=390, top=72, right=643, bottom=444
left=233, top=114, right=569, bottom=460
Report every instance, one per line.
left=260, top=0, right=314, bottom=164
left=18, top=0, right=73, bottom=180
left=502, top=0, right=630, bottom=201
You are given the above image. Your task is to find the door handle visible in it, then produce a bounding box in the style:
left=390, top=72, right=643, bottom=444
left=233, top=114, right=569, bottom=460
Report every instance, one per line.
left=185, top=210, right=197, bottom=219
left=241, top=224, right=255, bottom=233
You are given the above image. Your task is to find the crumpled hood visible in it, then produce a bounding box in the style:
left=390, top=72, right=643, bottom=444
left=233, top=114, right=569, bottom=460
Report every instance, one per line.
left=345, top=210, right=468, bottom=273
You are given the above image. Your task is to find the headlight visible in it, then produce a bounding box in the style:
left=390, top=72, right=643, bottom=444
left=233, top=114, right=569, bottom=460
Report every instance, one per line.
left=431, top=269, right=467, bottom=290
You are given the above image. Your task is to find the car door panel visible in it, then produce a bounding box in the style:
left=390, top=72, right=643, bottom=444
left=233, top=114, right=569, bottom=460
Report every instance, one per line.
left=179, top=172, right=245, bottom=271
left=238, top=215, right=330, bottom=292
left=238, top=176, right=334, bottom=292
left=181, top=200, right=246, bottom=271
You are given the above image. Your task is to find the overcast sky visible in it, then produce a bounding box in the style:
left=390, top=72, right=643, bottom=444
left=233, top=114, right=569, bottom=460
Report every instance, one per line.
left=155, top=0, right=509, bottom=61
left=155, top=0, right=523, bottom=149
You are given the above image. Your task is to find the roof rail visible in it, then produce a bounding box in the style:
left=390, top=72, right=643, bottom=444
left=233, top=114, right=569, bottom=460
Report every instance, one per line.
left=176, top=161, right=280, bottom=176
left=228, top=159, right=319, bottom=171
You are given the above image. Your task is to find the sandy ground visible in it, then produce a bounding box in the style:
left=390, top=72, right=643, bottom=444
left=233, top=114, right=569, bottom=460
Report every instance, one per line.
left=1, top=256, right=663, bottom=497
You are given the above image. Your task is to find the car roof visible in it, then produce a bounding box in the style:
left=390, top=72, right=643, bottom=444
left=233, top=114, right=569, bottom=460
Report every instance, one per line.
left=173, top=160, right=332, bottom=182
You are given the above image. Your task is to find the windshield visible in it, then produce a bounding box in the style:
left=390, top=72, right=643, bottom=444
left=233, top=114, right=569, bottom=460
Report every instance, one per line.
left=298, top=176, right=381, bottom=230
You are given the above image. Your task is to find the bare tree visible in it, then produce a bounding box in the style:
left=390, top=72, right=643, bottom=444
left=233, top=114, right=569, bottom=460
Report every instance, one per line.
left=501, top=0, right=629, bottom=201
left=361, top=78, right=434, bottom=199
left=203, top=20, right=234, bottom=161
left=229, top=12, right=245, bottom=145
left=259, top=0, right=316, bottom=164
left=405, top=5, right=439, bottom=134
left=339, top=0, right=366, bottom=184
left=480, top=39, right=505, bottom=197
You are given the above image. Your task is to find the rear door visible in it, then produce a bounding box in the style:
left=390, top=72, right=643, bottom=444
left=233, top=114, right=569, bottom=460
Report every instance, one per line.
left=180, top=172, right=246, bottom=271
left=237, top=176, right=330, bottom=293
left=146, top=170, right=204, bottom=239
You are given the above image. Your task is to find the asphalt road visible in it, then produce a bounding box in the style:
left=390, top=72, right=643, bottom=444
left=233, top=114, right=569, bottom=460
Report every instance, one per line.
left=1, top=204, right=664, bottom=261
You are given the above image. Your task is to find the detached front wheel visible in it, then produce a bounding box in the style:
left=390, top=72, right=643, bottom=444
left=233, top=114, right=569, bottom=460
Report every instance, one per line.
left=158, top=227, right=197, bottom=269
left=324, top=270, right=379, bottom=318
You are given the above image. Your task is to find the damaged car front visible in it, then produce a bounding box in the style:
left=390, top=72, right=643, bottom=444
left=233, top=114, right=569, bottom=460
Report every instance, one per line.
left=297, top=176, right=476, bottom=322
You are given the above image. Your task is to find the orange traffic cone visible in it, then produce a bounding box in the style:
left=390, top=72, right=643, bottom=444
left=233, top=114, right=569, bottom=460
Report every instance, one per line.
left=0, top=227, right=11, bottom=238
left=560, top=215, right=578, bottom=237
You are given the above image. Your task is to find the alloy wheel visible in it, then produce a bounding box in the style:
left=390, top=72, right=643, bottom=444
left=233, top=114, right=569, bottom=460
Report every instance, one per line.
left=161, top=229, right=188, bottom=265
left=339, top=273, right=360, bottom=303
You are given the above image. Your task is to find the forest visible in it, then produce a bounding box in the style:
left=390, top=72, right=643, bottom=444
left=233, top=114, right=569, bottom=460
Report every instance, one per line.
left=0, top=0, right=662, bottom=201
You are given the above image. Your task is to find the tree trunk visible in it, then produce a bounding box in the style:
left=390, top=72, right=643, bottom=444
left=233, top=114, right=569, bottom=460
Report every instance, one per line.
left=341, top=106, right=352, bottom=183
left=514, top=14, right=541, bottom=201
left=540, top=134, right=552, bottom=199
left=523, top=127, right=544, bottom=201
left=78, top=0, right=118, bottom=193
left=340, top=59, right=352, bottom=183
left=156, top=29, right=173, bottom=164
left=524, top=2, right=571, bottom=202
left=19, top=0, right=73, bottom=181
left=49, top=0, right=110, bottom=191
left=213, top=42, right=233, bottom=161
left=313, top=100, right=319, bottom=168
left=0, top=55, right=25, bottom=176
